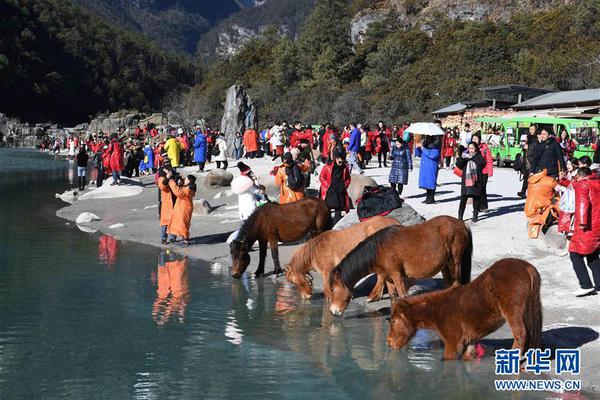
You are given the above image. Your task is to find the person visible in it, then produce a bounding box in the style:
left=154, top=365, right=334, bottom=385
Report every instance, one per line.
left=108, top=134, right=124, bottom=185
left=347, top=122, right=363, bottom=174
left=557, top=128, right=577, bottom=162
left=375, top=121, right=390, bottom=168
left=556, top=157, right=579, bottom=237
left=243, top=128, right=259, bottom=158
left=269, top=125, right=284, bottom=162
left=455, top=142, right=486, bottom=222
left=418, top=135, right=441, bottom=204
left=193, top=129, right=207, bottom=172
left=388, top=137, right=412, bottom=195
left=92, top=147, right=104, bottom=187
left=158, top=167, right=176, bottom=244
left=471, top=133, right=493, bottom=211
left=594, top=138, right=600, bottom=164
left=442, top=129, right=457, bottom=168
left=166, top=173, right=196, bottom=246
left=568, top=167, right=600, bottom=296
left=164, top=134, right=182, bottom=168
left=76, top=146, right=89, bottom=191
left=139, top=143, right=155, bottom=175
left=518, top=125, right=539, bottom=198
left=233, top=131, right=244, bottom=160
left=458, top=123, right=472, bottom=154
left=319, top=149, right=351, bottom=225
left=530, top=129, right=566, bottom=179
left=214, top=133, right=228, bottom=170
left=275, top=152, right=309, bottom=204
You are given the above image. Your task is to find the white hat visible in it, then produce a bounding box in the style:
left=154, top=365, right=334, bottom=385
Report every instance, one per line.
left=177, top=127, right=184, bottom=134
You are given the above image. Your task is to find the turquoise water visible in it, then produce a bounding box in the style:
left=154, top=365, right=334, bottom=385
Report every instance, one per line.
left=0, top=149, right=573, bottom=399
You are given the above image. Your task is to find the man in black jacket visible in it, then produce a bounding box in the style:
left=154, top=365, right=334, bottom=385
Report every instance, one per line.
left=517, top=125, right=538, bottom=198
left=530, top=129, right=566, bottom=178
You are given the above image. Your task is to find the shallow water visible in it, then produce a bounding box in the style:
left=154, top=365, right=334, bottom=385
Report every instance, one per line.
left=0, top=149, right=574, bottom=399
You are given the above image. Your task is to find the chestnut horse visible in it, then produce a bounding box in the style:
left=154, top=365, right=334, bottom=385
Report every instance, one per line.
left=387, top=258, right=542, bottom=360
left=230, top=197, right=331, bottom=279
left=328, top=215, right=472, bottom=316
left=285, top=216, right=400, bottom=300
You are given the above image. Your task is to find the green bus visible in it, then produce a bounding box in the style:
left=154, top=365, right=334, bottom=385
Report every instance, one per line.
left=475, top=116, right=598, bottom=167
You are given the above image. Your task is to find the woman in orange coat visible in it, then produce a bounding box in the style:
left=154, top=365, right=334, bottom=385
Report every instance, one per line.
left=275, top=152, right=310, bottom=204
left=158, top=169, right=176, bottom=244
left=243, top=128, right=259, bottom=158
left=166, top=173, right=196, bottom=245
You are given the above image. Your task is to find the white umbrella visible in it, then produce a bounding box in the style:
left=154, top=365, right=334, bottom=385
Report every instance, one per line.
left=404, top=122, right=444, bottom=136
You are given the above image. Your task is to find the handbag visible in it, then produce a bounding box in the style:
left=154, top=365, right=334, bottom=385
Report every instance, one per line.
left=453, top=166, right=463, bottom=178
left=357, top=186, right=403, bottom=221
left=559, top=185, right=575, bottom=213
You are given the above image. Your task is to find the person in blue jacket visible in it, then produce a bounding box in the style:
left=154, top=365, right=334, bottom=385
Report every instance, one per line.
left=388, top=137, right=413, bottom=195
left=347, top=122, right=364, bottom=174
left=193, top=129, right=207, bottom=172
left=418, top=134, right=441, bottom=204
left=139, top=143, right=155, bottom=175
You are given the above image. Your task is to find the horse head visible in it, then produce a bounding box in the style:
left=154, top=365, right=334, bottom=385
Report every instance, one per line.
left=386, top=299, right=416, bottom=350
left=230, top=240, right=250, bottom=279
left=328, top=269, right=353, bottom=316
left=285, top=265, right=313, bottom=300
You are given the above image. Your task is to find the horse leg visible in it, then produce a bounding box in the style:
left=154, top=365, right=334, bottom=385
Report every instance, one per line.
left=366, top=274, right=385, bottom=303
left=386, top=280, right=397, bottom=302
left=269, top=239, right=282, bottom=275
left=255, top=240, right=267, bottom=278
left=389, top=271, right=408, bottom=297
left=505, top=313, right=527, bottom=354
left=322, top=271, right=331, bottom=301
left=441, top=265, right=453, bottom=287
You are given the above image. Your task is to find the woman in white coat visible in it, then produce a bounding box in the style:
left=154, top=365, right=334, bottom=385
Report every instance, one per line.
left=269, top=125, right=284, bottom=162
left=214, top=133, right=228, bottom=170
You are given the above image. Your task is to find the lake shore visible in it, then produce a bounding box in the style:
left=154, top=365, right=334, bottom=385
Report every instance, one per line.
left=55, top=155, right=600, bottom=394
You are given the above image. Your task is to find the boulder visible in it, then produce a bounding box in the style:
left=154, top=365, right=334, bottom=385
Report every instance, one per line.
left=75, top=212, right=101, bottom=224
left=334, top=204, right=425, bottom=230
left=347, top=174, right=378, bottom=206
left=204, top=169, right=234, bottom=187
left=220, top=85, right=257, bottom=158
left=108, top=223, right=126, bottom=229
left=193, top=199, right=214, bottom=216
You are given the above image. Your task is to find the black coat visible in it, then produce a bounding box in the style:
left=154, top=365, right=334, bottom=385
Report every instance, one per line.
left=530, top=139, right=566, bottom=177
left=455, top=152, right=486, bottom=197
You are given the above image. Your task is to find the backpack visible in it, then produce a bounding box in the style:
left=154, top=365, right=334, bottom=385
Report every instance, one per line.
left=513, top=153, right=524, bottom=172
left=211, top=142, right=221, bottom=156
left=357, top=186, right=403, bottom=221
left=286, top=163, right=304, bottom=190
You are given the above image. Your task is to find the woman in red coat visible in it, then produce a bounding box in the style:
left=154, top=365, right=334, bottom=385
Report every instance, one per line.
left=108, top=136, right=125, bottom=185
left=569, top=167, right=600, bottom=296
left=442, top=130, right=457, bottom=169
left=319, top=149, right=351, bottom=225
left=471, top=134, right=494, bottom=211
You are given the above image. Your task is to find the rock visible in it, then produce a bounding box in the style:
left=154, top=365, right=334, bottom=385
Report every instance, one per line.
left=56, top=190, right=79, bottom=204
left=350, top=9, right=389, bottom=46
left=204, top=169, right=234, bottom=187
left=347, top=174, right=378, bottom=206
left=108, top=223, right=126, bottom=229
left=220, top=85, right=257, bottom=158
left=334, top=204, right=426, bottom=230
left=193, top=199, right=214, bottom=216
left=75, top=212, right=101, bottom=224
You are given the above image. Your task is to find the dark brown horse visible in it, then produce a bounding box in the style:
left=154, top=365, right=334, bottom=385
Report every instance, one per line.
left=328, top=216, right=472, bottom=316
left=387, top=258, right=542, bottom=360
left=230, top=197, right=331, bottom=279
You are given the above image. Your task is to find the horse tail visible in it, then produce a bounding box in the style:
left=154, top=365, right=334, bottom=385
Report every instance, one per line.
left=460, top=225, right=473, bottom=284
left=329, top=225, right=398, bottom=290
left=524, top=264, right=543, bottom=350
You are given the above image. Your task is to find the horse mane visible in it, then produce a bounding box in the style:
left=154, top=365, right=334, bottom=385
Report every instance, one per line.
left=237, top=204, right=267, bottom=244
left=330, top=225, right=399, bottom=289
left=289, top=241, right=313, bottom=273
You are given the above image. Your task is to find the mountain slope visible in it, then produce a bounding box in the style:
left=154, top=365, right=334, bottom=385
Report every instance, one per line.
left=0, top=0, right=195, bottom=124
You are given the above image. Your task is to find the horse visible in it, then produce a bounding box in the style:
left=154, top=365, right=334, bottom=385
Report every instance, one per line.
left=230, top=197, right=331, bottom=279
left=328, top=215, right=472, bottom=316
left=386, top=258, right=542, bottom=360
left=285, top=216, right=400, bottom=300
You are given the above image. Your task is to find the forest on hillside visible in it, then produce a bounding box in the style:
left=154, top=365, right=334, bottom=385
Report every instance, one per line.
left=189, top=0, right=600, bottom=127
left=0, top=0, right=195, bottom=124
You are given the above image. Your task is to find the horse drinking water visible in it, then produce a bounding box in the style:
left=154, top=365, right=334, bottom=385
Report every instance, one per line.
left=328, top=216, right=472, bottom=316
left=230, top=197, right=331, bottom=278
left=386, top=258, right=542, bottom=360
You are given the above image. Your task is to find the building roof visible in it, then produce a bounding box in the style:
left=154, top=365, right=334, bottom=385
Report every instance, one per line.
left=513, top=88, right=600, bottom=109
left=431, top=102, right=467, bottom=116
left=479, top=85, right=554, bottom=103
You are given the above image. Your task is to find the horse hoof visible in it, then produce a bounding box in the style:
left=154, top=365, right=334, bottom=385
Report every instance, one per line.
left=254, top=272, right=264, bottom=279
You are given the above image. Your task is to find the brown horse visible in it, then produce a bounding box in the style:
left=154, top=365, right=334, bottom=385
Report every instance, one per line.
left=387, top=258, right=542, bottom=360
left=328, top=215, right=472, bottom=316
left=285, top=216, right=400, bottom=300
left=230, top=197, right=331, bottom=279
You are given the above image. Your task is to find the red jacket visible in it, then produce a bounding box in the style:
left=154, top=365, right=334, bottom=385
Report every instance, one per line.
left=569, top=175, right=600, bottom=255
left=480, top=143, right=494, bottom=177
left=108, top=140, right=124, bottom=172
left=442, top=135, right=457, bottom=158
left=290, top=129, right=313, bottom=148
left=319, top=161, right=351, bottom=212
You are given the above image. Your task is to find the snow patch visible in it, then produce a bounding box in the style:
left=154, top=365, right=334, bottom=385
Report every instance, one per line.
left=76, top=212, right=101, bottom=224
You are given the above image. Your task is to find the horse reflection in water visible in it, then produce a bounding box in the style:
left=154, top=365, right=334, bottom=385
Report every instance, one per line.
left=152, top=250, right=190, bottom=325
left=98, top=234, right=118, bottom=272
